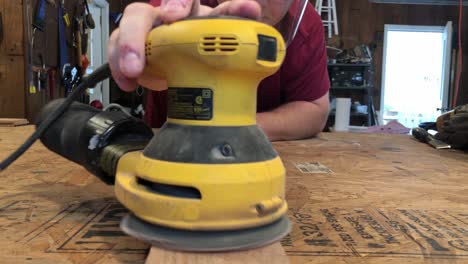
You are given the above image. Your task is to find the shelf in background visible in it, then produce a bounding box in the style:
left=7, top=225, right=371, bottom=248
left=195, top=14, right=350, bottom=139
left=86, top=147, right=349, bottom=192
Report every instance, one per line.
left=328, top=63, right=372, bottom=67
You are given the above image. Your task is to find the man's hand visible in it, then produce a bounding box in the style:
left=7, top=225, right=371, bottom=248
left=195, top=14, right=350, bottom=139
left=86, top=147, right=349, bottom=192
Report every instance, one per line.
left=108, top=0, right=261, bottom=92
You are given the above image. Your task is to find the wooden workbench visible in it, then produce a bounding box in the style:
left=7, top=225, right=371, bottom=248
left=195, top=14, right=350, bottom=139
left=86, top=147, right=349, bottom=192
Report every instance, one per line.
left=0, top=126, right=467, bottom=264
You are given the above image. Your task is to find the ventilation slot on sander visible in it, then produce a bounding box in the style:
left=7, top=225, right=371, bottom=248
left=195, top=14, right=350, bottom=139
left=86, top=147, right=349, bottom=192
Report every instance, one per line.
left=145, top=41, right=152, bottom=57
left=200, top=36, right=239, bottom=54
left=137, top=177, right=202, bottom=199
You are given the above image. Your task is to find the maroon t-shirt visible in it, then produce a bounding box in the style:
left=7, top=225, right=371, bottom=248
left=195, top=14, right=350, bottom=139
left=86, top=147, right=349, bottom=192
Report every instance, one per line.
left=145, top=0, right=329, bottom=127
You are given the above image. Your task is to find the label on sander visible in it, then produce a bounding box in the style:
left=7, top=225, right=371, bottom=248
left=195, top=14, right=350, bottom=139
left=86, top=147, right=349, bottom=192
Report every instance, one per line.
left=168, top=88, right=213, bottom=120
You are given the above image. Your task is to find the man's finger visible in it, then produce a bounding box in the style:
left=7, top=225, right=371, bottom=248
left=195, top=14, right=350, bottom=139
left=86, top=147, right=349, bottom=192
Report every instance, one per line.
left=109, top=29, right=138, bottom=92
left=118, top=3, right=159, bottom=78
left=210, top=0, right=261, bottom=20
left=160, top=0, right=200, bottom=23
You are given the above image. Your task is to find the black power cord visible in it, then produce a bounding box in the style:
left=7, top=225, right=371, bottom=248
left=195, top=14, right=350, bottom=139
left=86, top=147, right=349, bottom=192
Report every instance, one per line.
left=0, top=63, right=111, bottom=171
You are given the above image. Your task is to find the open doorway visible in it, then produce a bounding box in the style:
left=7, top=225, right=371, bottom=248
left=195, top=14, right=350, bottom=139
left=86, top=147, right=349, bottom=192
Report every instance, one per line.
left=380, top=23, right=452, bottom=128
left=86, top=0, right=110, bottom=106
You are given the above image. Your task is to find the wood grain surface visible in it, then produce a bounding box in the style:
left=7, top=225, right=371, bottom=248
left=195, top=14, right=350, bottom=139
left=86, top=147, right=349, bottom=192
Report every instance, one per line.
left=0, top=126, right=467, bottom=263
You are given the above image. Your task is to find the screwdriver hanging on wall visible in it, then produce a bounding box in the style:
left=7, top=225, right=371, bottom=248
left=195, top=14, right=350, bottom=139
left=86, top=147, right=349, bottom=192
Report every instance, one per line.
left=83, top=0, right=95, bottom=29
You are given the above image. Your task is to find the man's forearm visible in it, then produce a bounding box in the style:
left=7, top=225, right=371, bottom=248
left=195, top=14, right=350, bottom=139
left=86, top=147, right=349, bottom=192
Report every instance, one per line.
left=256, top=99, right=330, bottom=141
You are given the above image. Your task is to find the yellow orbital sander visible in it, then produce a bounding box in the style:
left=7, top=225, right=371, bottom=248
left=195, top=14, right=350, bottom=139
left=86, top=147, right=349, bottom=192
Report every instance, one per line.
left=116, top=16, right=289, bottom=251
left=0, top=17, right=291, bottom=251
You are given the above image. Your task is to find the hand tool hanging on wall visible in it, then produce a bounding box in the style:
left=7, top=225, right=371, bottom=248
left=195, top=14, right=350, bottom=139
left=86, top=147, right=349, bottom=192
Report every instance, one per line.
left=58, top=0, right=72, bottom=96
left=29, top=27, right=38, bottom=94
left=70, top=67, right=82, bottom=94
left=37, top=69, right=41, bottom=92
left=31, top=64, right=48, bottom=94
left=75, top=17, right=83, bottom=68
left=33, top=0, right=47, bottom=31
left=25, top=0, right=36, bottom=94
left=72, top=13, right=85, bottom=102
left=83, top=0, right=95, bottom=29
left=48, top=68, right=56, bottom=99
left=38, top=54, right=48, bottom=93
left=110, top=12, right=123, bottom=26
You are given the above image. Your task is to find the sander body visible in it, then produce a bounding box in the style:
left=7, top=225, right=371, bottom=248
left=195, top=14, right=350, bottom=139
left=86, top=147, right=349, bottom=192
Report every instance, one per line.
left=35, top=17, right=291, bottom=252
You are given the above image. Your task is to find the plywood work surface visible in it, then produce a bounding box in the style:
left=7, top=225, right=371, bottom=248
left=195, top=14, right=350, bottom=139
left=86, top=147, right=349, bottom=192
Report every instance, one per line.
left=0, top=126, right=467, bottom=264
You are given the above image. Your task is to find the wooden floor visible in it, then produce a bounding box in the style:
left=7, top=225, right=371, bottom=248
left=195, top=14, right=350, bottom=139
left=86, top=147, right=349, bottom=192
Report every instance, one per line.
left=1, top=126, right=468, bottom=263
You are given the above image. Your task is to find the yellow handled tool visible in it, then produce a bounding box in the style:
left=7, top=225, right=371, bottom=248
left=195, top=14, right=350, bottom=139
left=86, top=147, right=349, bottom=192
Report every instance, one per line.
left=115, top=17, right=290, bottom=251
